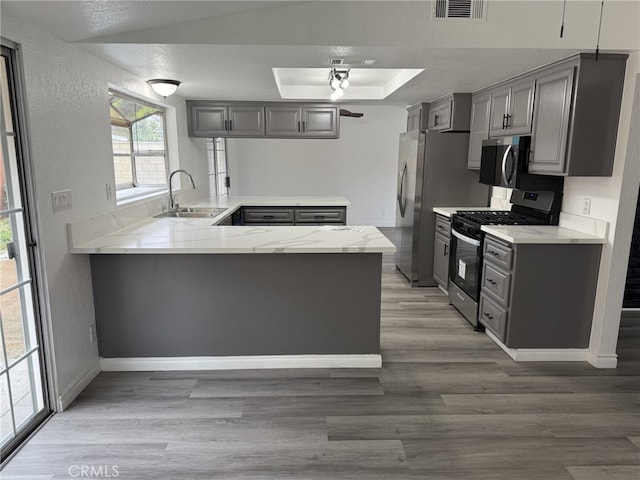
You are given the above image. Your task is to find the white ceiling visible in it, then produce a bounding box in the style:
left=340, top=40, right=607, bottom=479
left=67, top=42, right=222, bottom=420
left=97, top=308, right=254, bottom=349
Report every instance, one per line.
left=2, top=1, right=639, bottom=105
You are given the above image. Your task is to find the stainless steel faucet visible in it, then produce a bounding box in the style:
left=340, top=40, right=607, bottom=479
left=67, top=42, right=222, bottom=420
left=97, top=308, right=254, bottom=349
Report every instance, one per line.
left=168, top=169, right=196, bottom=210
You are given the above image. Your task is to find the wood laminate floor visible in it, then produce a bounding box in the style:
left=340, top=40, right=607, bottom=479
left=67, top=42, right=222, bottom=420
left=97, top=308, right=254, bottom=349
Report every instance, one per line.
left=3, top=228, right=640, bottom=479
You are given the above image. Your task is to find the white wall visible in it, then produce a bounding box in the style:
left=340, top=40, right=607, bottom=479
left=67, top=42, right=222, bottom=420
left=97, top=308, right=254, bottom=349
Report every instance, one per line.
left=228, top=105, right=407, bottom=226
left=1, top=12, right=207, bottom=409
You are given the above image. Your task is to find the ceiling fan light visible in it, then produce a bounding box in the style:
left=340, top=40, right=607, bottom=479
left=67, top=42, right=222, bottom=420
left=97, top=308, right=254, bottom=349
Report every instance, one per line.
left=330, top=77, right=341, bottom=90
left=148, top=79, right=181, bottom=98
left=340, top=78, right=350, bottom=89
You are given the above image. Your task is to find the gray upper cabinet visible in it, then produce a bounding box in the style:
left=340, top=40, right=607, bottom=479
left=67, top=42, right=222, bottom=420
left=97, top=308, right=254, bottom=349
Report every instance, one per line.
left=488, top=77, right=535, bottom=137
left=265, top=106, right=301, bottom=136
left=188, top=101, right=339, bottom=139
left=301, top=107, right=338, bottom=137
left=187, top=102, right=265, bottom=137
left=467, top=91, right=491, bottom=169
left=188, top=104, right=228, bottom=137
left=228, top=105, right=265, bottom=137
left=529, top=54, right=627, bottom=176
left=265, top=105, right=339, bottom=138
left=427, top=94, right=471, bottom=132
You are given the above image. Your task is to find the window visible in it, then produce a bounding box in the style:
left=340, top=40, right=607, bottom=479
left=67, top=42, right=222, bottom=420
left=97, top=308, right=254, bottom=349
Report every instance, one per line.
left=109, top=90, right=168, bottom=202
left=207, top=138, right=229, bottom=197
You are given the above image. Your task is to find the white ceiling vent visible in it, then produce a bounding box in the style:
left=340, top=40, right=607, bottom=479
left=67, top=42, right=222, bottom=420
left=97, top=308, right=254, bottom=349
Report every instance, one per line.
left=433, top=0, right=486, bottom=21
left=329, top=58, right=378, bottom=66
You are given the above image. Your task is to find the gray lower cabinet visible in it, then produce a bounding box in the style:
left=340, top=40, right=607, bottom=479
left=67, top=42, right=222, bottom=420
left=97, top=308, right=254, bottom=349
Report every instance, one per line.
left=265, top=105, right=339, bottom=138
left=187, top=102, right=265, bottom=137
left=432, top=214, right=451, bottom=290
left=528, top=54, right=627, bottom=176
left=242, top=206, right=346, bottom=226
left=479, top=235, right=602, bottom=349
left=467, top=91, right=491, bottom=169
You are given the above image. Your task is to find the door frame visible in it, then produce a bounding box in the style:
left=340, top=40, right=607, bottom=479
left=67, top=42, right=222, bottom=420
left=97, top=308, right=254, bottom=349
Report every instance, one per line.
left=1, top=37, right=55, bottom=465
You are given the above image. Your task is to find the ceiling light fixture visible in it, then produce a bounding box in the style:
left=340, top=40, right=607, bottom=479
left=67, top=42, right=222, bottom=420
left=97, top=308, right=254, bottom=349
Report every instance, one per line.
left=147, top=79, right=181, bottom=98
left=329, top=69, right=350, bottom=99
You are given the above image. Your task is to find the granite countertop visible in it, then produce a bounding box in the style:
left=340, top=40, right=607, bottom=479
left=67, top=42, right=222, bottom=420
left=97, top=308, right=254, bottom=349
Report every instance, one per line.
left=69, top=196, right=396, bottom=254
left=481, top=225, right=607, bottom=245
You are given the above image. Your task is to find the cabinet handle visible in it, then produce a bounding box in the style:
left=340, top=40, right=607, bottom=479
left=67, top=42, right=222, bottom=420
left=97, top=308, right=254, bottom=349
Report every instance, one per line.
left=302, top=121, right=306, bottom=132
left=434, top=114, right=439, bottom=126
left=483, top=312, right=494, bottom=320
left=297, top=121, right=301, bottom=132
left=502, top=114, right=507, bottom=129
left=229, top=120, right=233, bottom=131
left=505, top=114, right=511, bottom=128
left=263, top=215, right=275, bottom=219
left=444, top=244, right=448, bottom=256
left=488, top=279, right=497, bottom=285
left=224, top=119, right=228, bottom=131
left=488, top=250, right=500, bottom=256
left=314, top=215, right=325, bottom=219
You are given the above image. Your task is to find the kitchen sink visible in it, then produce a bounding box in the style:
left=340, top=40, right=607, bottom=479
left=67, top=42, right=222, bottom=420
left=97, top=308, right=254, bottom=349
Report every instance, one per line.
left=154, top=207, right=228, bottom=218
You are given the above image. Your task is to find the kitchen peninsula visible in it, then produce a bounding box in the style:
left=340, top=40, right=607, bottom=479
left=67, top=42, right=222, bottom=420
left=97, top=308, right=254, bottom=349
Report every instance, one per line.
left=69, top=197, right=395, bottom=370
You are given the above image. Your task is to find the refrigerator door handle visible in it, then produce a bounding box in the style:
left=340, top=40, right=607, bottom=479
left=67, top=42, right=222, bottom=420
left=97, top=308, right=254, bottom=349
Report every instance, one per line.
left=398, top=163, right=407, bottom=218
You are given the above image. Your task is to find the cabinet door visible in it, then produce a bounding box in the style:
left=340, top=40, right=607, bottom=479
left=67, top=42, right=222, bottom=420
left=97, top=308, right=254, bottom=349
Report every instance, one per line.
left=433, top=233, right=450, bottom=289
left=265, top=106, right=302, bottom=136
left=189, top=105, right=228, bottom=137
left=433, top=100, right=452, bottom=131
left=529, top=67, right=575, bottom=175
left=228, top=105, right=265, bottom=137
left=407, top=108, right=420, bottom=131
left=468, top=92, right=491, bottom=169
left=489, top=86, right=510, bottom=137
left=507, top=78, right=535, bottom=135
left=302, top=107, right=338, bottom=137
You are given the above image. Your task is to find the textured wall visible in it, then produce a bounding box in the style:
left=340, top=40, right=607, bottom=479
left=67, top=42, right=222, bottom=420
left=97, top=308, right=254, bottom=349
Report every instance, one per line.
left=1, top=12, right=207, bottom=407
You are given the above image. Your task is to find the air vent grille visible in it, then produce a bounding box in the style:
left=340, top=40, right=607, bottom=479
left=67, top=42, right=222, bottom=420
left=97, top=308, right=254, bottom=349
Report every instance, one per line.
left=329, top=57, right=378, bottom=66
left=434, top=0, right=485, bottom=21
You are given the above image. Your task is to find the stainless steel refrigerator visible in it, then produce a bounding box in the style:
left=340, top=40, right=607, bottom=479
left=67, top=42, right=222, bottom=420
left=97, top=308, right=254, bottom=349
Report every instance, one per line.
left=395, top=130, right=489, bottom=287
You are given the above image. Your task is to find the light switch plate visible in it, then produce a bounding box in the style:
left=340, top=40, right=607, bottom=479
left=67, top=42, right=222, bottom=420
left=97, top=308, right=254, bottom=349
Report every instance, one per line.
left=52, top=189, right=72, bottom=212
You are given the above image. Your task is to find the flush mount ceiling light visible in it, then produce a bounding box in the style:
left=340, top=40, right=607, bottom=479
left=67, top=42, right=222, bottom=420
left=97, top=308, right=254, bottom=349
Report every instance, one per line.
left=147, top=79, right=181, bottom=98
left=329, top=69, right=350, bottom=100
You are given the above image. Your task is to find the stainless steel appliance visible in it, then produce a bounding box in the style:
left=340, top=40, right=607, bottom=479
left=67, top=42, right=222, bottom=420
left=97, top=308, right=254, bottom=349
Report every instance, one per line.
left=395, top=130, right=489, bottom=287
left=480, top=136, right=563, bottom=191
left=448, top=189, right=562, bottom=329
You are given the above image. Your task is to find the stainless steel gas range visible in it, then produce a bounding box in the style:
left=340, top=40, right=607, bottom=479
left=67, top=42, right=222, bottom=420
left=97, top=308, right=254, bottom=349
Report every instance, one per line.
left=448, top=190, right=562, bottom=329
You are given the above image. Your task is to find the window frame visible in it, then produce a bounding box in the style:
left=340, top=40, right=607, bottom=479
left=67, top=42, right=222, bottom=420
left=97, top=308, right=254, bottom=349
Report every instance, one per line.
left=109, top=89, right=170, bottom=201
left=207, top=137, right=229, bottom=197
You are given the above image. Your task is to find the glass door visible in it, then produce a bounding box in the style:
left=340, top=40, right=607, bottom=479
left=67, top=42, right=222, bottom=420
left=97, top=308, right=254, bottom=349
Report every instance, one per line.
left=0, top=44, right=50, bottom=462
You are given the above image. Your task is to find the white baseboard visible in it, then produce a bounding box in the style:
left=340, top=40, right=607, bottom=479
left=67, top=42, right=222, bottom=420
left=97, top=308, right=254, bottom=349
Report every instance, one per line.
left=586, top=352, right=618, bottom=369
left=56, top=362, right=101, bottom=412
left=485, top=330, right=590, bottom=362
left=100, top=354, right=382, bottom=371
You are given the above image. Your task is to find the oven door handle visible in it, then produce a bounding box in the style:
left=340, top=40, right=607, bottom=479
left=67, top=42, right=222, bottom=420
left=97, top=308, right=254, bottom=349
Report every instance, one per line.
left=451, top=228, right=481, bottom=247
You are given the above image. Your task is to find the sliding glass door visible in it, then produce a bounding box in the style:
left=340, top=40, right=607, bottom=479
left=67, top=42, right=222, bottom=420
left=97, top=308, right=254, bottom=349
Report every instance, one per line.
left=0, top=44, right=50, bottom=462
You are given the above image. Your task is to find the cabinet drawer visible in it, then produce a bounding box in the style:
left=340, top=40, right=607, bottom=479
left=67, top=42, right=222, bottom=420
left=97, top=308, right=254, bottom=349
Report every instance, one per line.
left=435, top=215, right=451, bottom=237
left=295, top=208, right=345, bottom=224
left=483, top=237, right=513, bottom=270
left=479, top=294, right=507, bottom=341
left=243, top=208, right=294, bottom=224
left=482, top=262, right=511, bottom=305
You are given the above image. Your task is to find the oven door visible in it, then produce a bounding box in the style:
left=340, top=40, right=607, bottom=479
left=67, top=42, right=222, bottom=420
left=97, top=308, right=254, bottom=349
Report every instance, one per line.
left=449, top=228, right=482, bottom=302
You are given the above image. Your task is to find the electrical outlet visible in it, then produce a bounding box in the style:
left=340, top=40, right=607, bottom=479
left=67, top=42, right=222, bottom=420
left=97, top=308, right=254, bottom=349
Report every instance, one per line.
left=52, top=189, right=72, bottom=212
left=89, top=324, right=97, bottom=343
left=582, top=197, right=592, bottom=216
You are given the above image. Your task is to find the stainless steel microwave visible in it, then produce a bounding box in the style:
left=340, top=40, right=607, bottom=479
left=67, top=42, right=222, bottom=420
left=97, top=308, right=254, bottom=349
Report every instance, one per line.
left=479, top=136, right=564, bottom=191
